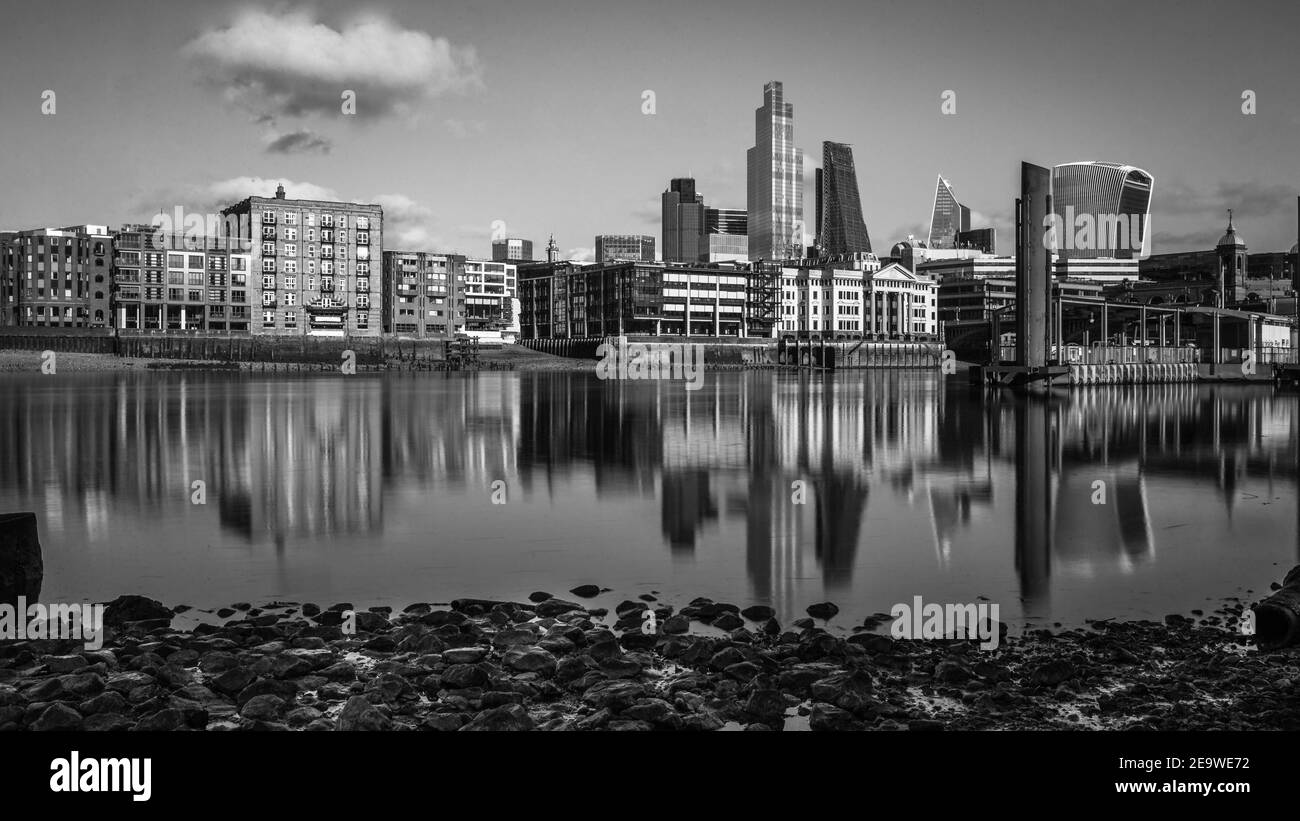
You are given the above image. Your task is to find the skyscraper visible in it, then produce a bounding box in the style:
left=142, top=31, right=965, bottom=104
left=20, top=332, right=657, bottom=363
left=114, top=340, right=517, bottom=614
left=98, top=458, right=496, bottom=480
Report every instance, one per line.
left=662, top=178, right=706, bottom=263
left=1051, top=161, right=1154, bottom=260
left=747, top=81, right=804, bottom=261
left=814, top=141, right=872, bottom=256
left=705, top=208, right=748, bottom=261
left=928, top=175, right=970, bottom=249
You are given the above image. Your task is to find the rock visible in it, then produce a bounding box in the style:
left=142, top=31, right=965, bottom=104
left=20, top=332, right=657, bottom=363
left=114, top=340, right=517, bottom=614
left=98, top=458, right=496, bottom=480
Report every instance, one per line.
left=286, top=706, right=323, bottom=728
left=364, top=673, right=415, bottom=704
left=423, top=713, right=467, bottom=732
left=352, top=611, right=391, bottom=633
left=582, top=680, right=646, bottom=711
left=503, top=646, right=558, bottom=676
left=536, top=599, right=583, bottom=618
left=442, top=647, right=490, bottom=665
left=741, top=605, right=775, bottom=621
left=240, top=694, right=285, bottom=721
left=708, top=647, right=746, bottom=670
left=0, top=512, right=42, bottom=602
left=210, top=668, right=256, bottom=696
left=235, top=678, right=298, bottom=706
left=78, top=691, right=129, bottom=716
left=806, top=602, right=840, bottom=621
left=934, top=660, right=974, bottom=684
left=615, top=600, right=648, bottom=618
left=491, top=627, right=539, bottom=648
left=908, top=719, right=945, bottom=731
left=663, top=615, right=690, bottom=634
left=809, top=703, right=857, bottom=731
left=528, top=591, right=553, bottom=603
left=846, top=633, right=893, bottom=653
left=32, top=703, right=82, bottom=731
left=103, top=595, right=172, bottom=627
left=744, top=689, right=787, bottom=722
left=301, top=603, right=321, bottom=617
left=133, top=708, right=191, bottom=731
left=623, top=698, right=682, bottom=729
left=570, top=585, right=601, bottom=599
left=441, top=664, right=489, bottom=689
left=44, top=655, right=89, bottom=674
left=57, top=672, right=105, bottom=698
left=336, top=696, right=391, bottom=731
left=712, top=612, right=744, bottom=631
left=1028, top=660, right=1075, bottom=687
left=460, top=703, right=534, bottom=731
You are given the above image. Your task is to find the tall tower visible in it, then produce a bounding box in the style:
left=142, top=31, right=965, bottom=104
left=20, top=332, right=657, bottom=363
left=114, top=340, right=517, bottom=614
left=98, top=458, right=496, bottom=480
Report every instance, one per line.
left=662, top=178, right=706, bottom=263
left=1050, top=161, right=1153, bottom=260
left=815, top=142, right=872, bottom=256
left=746, top=81, right=804, bottom=261
left=546, top=235, right=559, bottom=263
left=1216, top=210, right=1247, bottom=304
left=928, top=176, right=968, bottom=249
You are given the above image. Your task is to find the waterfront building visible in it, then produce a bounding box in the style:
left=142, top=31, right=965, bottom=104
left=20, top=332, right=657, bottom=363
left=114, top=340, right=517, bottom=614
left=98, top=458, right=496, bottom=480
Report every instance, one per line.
left=382, top=250, right=463, bottom=337
left=111, top=225, right=252, bottom=332
left=956, top=227, right=997, bottom=254
left=747, top=81, right=804, bottom=261
left=928, top=176, right=970, bottom=250
left=815, top=142, right=872, bottom=256
left=777, top=260, right=936, bottom=338
left=518, top=260, right=778, bottom=338
left=1051, top=161, right=1154, bottom=260
left=491, top=238, right=533, bottom=263
left=0, top=225, right=112, bottom=329
left=220, top=183, right=383, bottom=337
left=595, top=234, right=655, bottom=263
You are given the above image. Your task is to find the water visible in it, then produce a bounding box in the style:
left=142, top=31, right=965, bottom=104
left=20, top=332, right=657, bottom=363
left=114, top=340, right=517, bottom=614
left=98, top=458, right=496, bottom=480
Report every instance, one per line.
left=1, top=370, right=1296, bottom=629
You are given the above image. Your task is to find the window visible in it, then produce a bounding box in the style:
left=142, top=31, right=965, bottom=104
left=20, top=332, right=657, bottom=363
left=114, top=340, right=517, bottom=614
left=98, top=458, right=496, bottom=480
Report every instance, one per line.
left=284, top=292, right=296, bottom=306
left=284, top=276, right=297, bottom=290
left=262, top=260, right=276, bottom=273
left=283, top=212, right=298, bottom=225
left=262, top=242, right=275, bottom=255
left=263, top=310, right=276, bottom=327
left=262, top=275, right=276, bottom=289
left=168, top=254, right=184, bottom=268
left=284, top=243, right=297, bottom=257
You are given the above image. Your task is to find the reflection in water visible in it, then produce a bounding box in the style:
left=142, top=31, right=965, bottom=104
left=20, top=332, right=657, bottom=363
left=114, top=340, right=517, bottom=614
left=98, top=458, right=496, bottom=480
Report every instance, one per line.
left=0, top=371, right=1296, bottom=624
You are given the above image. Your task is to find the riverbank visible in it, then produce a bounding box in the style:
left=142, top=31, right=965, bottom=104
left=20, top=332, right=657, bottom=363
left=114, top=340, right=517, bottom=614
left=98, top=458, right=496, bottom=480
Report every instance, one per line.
left=2, top=589, right=1296, bottom=731
left=0, top=347, right=593, bottom=373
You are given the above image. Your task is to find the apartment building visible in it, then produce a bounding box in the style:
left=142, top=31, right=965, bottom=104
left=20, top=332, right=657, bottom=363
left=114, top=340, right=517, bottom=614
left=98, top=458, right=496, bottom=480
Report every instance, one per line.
left=220, top=184, right=383, bottom=337
left=111, top=225, right=253, bottom=331
left=0, top=225, right=112, bottom=328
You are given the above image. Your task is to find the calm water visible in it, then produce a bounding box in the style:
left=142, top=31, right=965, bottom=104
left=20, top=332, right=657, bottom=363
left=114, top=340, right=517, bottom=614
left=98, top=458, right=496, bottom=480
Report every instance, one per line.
left=1, top=370, right=1297, bottom=629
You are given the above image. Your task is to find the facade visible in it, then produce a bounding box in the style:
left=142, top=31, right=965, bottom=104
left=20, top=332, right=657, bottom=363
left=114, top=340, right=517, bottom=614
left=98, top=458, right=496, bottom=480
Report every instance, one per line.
left=938, top=277, right=1103, bottom=326
left=518, top=261, right=779, bottom=339
left=0, top=225, right=112, bottom=328
left=1051, top=256, right=1141, bottom=283
left=777, top=260, right=936, bottom=338
left=1051, top=161, right=1154, bottom=260
left=382, top=250, right=463, bottom=337
left=595, top=234, right=655, bottom=262
left=928, top=176, right=970, bottom=250
left=916, top=254, right=1017, bottom=282
left=220, top=184, right=383, bottom=337
left=111, top=225, right=252, bottom=331
left=462, top=258, right=519, bottom=339
left=662, top=178, right=706, bottom=263
left=747, top=81, right=804, bottom=261
left=491, top=238, right=533, bottom=263
left=705, top=208, right=748, bottom=262
left=815, top=141, right=872, bottom=256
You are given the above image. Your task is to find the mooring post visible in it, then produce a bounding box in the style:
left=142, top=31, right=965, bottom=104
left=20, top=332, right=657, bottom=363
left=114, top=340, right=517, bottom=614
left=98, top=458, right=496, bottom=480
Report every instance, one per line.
left=0, top=512, right=42, bottom=604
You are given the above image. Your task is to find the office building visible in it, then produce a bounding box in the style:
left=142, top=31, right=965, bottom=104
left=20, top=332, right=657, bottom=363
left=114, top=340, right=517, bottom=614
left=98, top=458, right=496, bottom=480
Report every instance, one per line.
left=595, top=234, right=655, bottom=262
left=1051, top=161, right=1154, bottom=260
left=0, top=225, right=112, bottom=328
left=815, top=141, right=872, bottom=256
left=491, top=238, right=533, bottom=263
left=662, top=178, right=706, bottom=263
left=220, top=184, right=383, bottom=336
left=776, top=260, right=935, bottom=338
left=928, top=176, right=970, bottom=250
left=747, top=81, right=804, bottom=261
left=956, top=227, right=996, bottom=254
left=705, top=208, right=748, bottom=262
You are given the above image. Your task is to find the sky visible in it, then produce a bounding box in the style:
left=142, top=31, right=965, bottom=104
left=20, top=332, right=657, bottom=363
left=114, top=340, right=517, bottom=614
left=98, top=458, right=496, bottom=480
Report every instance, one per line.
left=1, top=0, right=1298, bottom=261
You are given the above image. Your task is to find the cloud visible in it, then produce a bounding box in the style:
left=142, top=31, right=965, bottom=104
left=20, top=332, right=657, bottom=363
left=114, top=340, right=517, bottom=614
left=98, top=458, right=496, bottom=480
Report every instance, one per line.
left=632, top=198, right=661, bottom=227
left=129, top=177, right=344, bottom=217
left=1157, top=179, right=1293, bottom=220
left=566, top=247, right=595, bottom=263
left=264, top=129, right=332, bottom=155
left=372, top=193, right=439, bottom=249
left=444, top=119, right=486, bottom=138
left=183, top=8, right=483, bottom=121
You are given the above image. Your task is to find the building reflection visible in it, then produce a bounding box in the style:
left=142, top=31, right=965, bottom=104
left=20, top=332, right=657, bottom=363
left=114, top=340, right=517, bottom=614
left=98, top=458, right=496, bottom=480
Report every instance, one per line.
left=0, top=371, right=1296, bottom=611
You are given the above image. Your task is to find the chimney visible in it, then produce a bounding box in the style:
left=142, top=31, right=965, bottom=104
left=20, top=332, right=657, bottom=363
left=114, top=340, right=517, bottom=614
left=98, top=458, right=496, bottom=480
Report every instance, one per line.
left=275, top=183, right=286, bottom=200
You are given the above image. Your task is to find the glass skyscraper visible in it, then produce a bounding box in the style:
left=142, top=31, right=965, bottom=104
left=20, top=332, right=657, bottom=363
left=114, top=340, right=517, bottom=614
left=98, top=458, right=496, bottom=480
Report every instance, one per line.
left=928, top=175, right=970, bottom=249
left=746, top=81, right=804, bottom=261
left=662, top=178, right=706, bottom=263
left=1051, top=162, right=1154, bottom=260
left=815, top=141, right=872, bottom=255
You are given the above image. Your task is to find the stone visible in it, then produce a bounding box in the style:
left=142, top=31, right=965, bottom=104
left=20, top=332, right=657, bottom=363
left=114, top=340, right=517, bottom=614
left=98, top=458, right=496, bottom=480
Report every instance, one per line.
left=503, top=646, right=558, bottom=676
left=442, top=647, right=490, bottom=665
left=809, top=703, right=857, bottom=731
left=806, top=602, right=840, bottom=621
left=570, top=585, right=601, bottom=599
left=103, top=595, right=172, bottom=628
left=336, top=696, right=392, bottom=731
left=582, top=680, right=646, bottom=711
left=741, top=605, right=775, bottom=622
left=240, top=694, right=285, bottom=721
left=32, top=703, right=82, bottom=731
left=441, top=664, right=489, bottom=689
left=460, top=703, right=534, bottom=731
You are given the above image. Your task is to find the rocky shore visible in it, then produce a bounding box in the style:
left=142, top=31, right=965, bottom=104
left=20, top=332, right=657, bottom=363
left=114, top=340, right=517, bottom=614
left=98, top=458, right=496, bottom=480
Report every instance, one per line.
left=1, top=591, right=1297, bottom=731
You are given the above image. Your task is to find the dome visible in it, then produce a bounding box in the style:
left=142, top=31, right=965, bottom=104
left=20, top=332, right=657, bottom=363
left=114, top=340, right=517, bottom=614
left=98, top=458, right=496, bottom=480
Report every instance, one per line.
left=1290, top=242, right=1298, bottom=255
left=890, top=241, right=913, bottom=257
left=1217, top=229, right=1246, bottom=248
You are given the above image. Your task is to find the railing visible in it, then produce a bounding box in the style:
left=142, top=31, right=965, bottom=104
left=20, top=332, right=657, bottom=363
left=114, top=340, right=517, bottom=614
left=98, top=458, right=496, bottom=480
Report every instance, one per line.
left=999, top=345, right=1201, bottom=364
